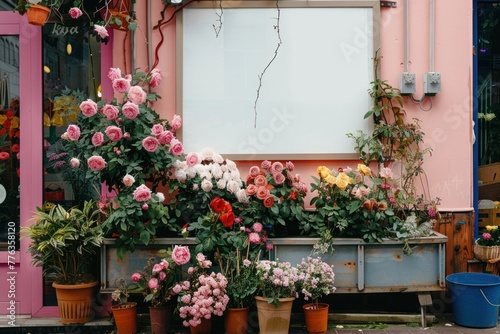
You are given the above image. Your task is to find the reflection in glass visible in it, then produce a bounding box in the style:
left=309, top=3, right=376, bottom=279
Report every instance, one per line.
left=0, top=35, right=20, bottom=251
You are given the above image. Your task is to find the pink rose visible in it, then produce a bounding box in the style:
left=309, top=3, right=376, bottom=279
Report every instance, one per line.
left=93, top=24, right=109, bottom=39
left=91, top=132, right=104, bottom=146
left=249, top=166, right=261, bottom=177
left=121, top=101, right=139, bottom=119
left=169, top=114, right=182, bottom=132
left=249, top=232, right=260, bottom=244
left=158, top=131, right=173, bottom=145
left=87, top=155, right=106, bottom=171
left=169, top=138, right=184, bottom=156
left=102, top=104, right=119, bottom=120
left=127, top=85, right=147, bottom=105
left=252, top=222, right=263, bottom=233
left=172, top=245, right=191, bottom=265
left=70, top=158, right=80, bottom=168
left=151, top=124, right=164, bottom=137
left=142, top=203, right=149, bottom=210
left=256, top=186, right=271, bottom=200
left=185, top=152, right=199, bottom=167
left=108, top=68, right=122, bottom=82
left=142, top=136, right=159, bottom=152
left=123, top=174, right=135, bottom=187
left=79, top=99, right=98, bottom=117
left=131, top=272, right=141, bottom=282
left=66, top=124, right=81, bottom=141
left=261, top=160, right=272, bottom=170
left=270, top=161, right=283, bottom=174
left=105, top=126, right=123, bottom=141
left=133, top=184, right=152, bottom=202
left=153, top=263, right=163, bottom=273
left=149, top=68, right=162, bottom=88
left=285, top=161, right=295, bottom=171
left=159, top=271, right=166, bottom=281
left=273, top=172, right=285, bottom=185
left=68, top=7, right=82, bottom=19
left=113, top=78, right=131, bottom=94
left=148, top=278, right=159, bottom=290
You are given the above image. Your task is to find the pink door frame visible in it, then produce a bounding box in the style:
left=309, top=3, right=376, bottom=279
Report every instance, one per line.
left=0, top=11, right=113, bottom=318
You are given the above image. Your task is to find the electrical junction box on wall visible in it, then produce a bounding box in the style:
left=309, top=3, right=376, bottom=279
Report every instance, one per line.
left=399, top=72, right=416, bottom=95
left=424, top=72, right=441, bottom=95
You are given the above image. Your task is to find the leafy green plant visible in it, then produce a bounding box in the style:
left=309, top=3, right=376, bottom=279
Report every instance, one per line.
left=21, top=200, right=103, bottom=284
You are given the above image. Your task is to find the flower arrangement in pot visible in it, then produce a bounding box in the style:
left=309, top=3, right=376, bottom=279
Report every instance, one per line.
left=474, top=225, right=500, bottom=262
left=254, top=259, right=302, bottom=334
left=110, top=278, right=138, bottom=334
left=172, top=252, right=229, bottom=334
left=21, top=200, right=103, bottom=324
left=131, top=245, right=191, bottom=334
left=62, top=67, right=184, bottom=258
left=297, top=256, right=336, bottom=334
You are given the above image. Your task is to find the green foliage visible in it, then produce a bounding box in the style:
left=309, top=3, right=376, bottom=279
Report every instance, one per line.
left=21, top=200, right=103, bottom=284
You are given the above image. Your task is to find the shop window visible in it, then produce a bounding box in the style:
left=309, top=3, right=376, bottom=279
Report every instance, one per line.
left=42, top=22, right=101, bottom=306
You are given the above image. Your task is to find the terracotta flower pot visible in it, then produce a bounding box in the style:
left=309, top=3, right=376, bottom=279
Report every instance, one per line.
left=26, top=4, right=50, bottom=26
left=189, top=317, right=212, bottom=334
left=112, top=302, right=137, bottom=334
left=255, top=296, right=295, bottom=334
left=224, top=307, right=249, bottom=334
left=149, top=305, right=173, bottom=334
left=303, top=303, right=329, bottom=334
left=52, top=281, right=98, bottom=324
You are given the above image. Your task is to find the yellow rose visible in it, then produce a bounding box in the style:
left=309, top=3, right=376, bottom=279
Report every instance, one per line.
left=486, top=225, right=498, bottom=231
left=318, top=166, right=331, bottom=179
left=357, top=164, right=371, bottom=176
left=325, top=175, right=336, bottom=185
left=336, top=178, right=349, bottom=190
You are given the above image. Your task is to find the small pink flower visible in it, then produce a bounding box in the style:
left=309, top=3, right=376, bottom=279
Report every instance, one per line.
left=286, top=161, right=295, bottom=171
left=127, top=85, right=147, bottom=104
left=87, top=155, right=106, bottom=171
left=148, top=278, right=159, bottom=290
left=122, top=101, right=140, bottom=119
left=483, top=232, right=492, bottom=240
left=152, top=264, right=163, bottom=273
left=105, top=126, right=123, bottom=141
left=133, top=184, right=152, bottom=202
left=185, top=152, right=199, bottom=167
left=70, top=158, right=80, bottom=168
left=68, top=7, right=82, bottom=19
left=66, top=124, right=81, bottom=141
left=91, top=132, right=104, bottom=146
left=79, top=99, right=98, bottom=117
left=172, top=245, right=191, bottom=265
left=261, top=160, right=272, bottom=170
left=131, top=272, right=141, bottom=282
left=142, top=136, right=159, bottom=152
left=102, top=104, right=119, bottom=120
left=142, top=203, right=149, bottom=210
left=252, top=222, right=263, bottom=233
left=249, top=232, right=260, bottom=244
left=380, top=167, right=393, bottom=179
left=169, top=114, right=182, bottom=132
left=151, top=124, right=164, bottom=137
left=158, top=131, right=174, bottom=145
left=270, top=161, right=283, bottom=174
left=123, top=174, right=135, bottom=187
left=113, top=78, right=131, bottom=94
left=93, top=24, right=109, bottom=39
left=266, top=243, right=274, bottom=250
left=149, top=68, right=162, bottom=88
left=159, top=271, right=167, bottom=281
left=108, top=68, right=122, bottom=82
left=169, top=138, right=184, bottom=156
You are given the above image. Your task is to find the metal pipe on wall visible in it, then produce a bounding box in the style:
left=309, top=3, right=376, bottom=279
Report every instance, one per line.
left=429, top=0, right=435, bottom=72
left=404, top=0, right=409, bottom=72
left=147, top=0, right=152, bottom=70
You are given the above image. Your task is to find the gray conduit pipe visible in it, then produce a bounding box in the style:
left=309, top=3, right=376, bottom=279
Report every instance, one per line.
left=147, top=0, right=152, bottom=70
left=404, top=0, right=409, bottom=72
left=429, top=0, right=435, bottom=72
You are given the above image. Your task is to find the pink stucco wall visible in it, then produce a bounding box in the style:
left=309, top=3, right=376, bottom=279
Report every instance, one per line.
left=115, top=1, right=473, bottom=209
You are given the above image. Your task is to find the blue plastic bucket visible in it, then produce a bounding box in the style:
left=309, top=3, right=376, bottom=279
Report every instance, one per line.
left=446, top=272, right=500, bottom=328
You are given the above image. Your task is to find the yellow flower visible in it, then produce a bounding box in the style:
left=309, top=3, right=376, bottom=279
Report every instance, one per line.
left=317, top=166, right=331, bottom=179
left=325, top=174, right=336, bottom=185
left=336, top=177, right=349, bottom=190
left=357, top=164, right=371, bottom=176
left=486, top=225, right=499, bottom=231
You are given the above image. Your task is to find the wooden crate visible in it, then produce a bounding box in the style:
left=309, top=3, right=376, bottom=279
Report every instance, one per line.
left=479, top=163, right=500, bottom=185
left=478, top=208, right=500, bottom=227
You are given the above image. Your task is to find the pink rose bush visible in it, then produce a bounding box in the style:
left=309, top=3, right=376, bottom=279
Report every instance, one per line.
left=131, top=246, right=189, bottom=307
left=173, top=253, right=229, bottom=328
left=296, top=257, right=336, bottom=307
left=255, top=260, right=303, bottom=307
left=62, top=67, right=184, bottom=258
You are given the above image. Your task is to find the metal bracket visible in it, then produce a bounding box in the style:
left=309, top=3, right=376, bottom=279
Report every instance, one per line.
left=381, top=1, right=397, bottom=8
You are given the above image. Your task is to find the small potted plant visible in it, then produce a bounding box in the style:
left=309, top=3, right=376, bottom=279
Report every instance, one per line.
left=111, top=278, right=137, bottom=334
left=172, top=253, right=229, bottom=334
left=297, top=256, right=336, bottom=334
left=474, top=225, right=500, bottom=261
left=254, top=260, right=302, bottom=334
left=131, top=246, right=191, bottom=334
left=21, top=200, right=103, bottom=324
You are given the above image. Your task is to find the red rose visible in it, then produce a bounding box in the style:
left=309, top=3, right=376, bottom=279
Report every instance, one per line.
left=263, top=196, right=275, bottom=208
left=210, top=197, right=226, bottom=213
left=220, top=212, right=234, bottom=227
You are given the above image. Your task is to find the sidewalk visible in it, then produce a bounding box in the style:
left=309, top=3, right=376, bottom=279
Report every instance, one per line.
left=1, top=312, right=500, bottom=334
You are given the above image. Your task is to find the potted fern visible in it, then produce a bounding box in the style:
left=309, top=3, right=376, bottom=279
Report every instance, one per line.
left=21, top=200, right=103, bottom=324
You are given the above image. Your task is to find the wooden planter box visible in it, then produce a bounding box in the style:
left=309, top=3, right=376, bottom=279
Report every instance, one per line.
left=100, top=232, right=447, bottom=295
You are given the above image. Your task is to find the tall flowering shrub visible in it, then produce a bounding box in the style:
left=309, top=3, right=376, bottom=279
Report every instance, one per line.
left=297, top=257, right=336, bottom=308
left=255, top=260, right=302, bottom=307
left=63, top=67, right=183, bottom=258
